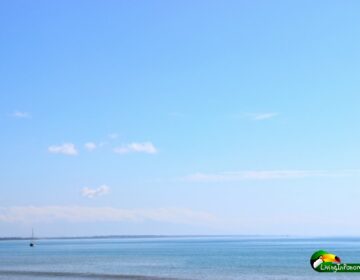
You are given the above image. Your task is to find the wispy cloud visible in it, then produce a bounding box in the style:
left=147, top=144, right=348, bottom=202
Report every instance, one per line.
left=11, top=111, right=31, bottom=119
left=242, top=112, right=279, bottom=121
left=249, top=112, right=278, bottom=121
left=114, top=142, right=158, bottom=155
left=98, top=141, right=108, bottom=147
left=0, top=206, right=217, bottom=225
left=108, top=133, right=118, bottom=139
left=184, top=169, right=360, bottom=183
left=230, top=112, right=279, bottom=121
left=48, top=143, right=78, bottom=156
left=82, top=185, right=110, bottom=198
left=84, top=142, right=97, bottom=151
left=82, top=134, right=117, bottom=151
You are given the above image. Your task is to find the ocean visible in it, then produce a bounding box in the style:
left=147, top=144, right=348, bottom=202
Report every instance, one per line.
left=0, top=236, right=359, bottom=279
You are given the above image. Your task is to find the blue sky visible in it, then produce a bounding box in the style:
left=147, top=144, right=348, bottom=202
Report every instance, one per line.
left=1, top=0, right=360, bottom=237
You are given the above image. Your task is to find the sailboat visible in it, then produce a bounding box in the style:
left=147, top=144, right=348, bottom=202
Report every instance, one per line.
left=29, top=228, right=35, bottom=247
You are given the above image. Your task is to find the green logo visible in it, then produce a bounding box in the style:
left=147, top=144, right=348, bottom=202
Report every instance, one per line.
left=311, top=250, right=360, bottom=272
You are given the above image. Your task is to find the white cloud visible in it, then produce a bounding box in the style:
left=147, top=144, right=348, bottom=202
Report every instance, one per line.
left=12, top=111, right=31, bottom=119
left=48, top=143, right=78, bottom=156
left=81, top=185, right=110, bottom=198
left=251, top=112, right=278, bottom=121
left=230, top=112, right=279, bottom=121
left=184, top=169, right=360, bottom=183
left=108, top=133, right=118, bottom=139
left=84, top=142, right=97, bottom=151
left=114, top=142, right=158, bottom=155
left=98, top=141, right=108, bottom=147
left=0, top=206, right=217, bottom=226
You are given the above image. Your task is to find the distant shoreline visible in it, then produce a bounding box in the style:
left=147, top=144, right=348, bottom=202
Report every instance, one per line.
left=1, top=235, right=357, bottom=241
left=0, top=234, right=291, bottom=241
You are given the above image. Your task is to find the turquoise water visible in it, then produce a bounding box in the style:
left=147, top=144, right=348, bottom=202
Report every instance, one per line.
left=0, top=236, right=359, bottom=279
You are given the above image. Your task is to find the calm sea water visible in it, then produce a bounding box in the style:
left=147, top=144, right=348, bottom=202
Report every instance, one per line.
left=0, top=236, right=359, bottom=280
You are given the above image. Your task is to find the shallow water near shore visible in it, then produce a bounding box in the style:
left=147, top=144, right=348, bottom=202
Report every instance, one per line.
left=1, top=236, right=359, bottom=280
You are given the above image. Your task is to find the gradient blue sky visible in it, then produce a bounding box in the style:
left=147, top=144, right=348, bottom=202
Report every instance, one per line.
left=1, top=0, right=360, bottom=237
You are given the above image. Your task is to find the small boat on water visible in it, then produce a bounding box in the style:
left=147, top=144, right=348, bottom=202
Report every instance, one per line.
left=29, top=229, right=35, bottom=247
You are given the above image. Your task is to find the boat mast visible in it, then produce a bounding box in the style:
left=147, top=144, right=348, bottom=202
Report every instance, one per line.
left=29, top=228, right=35, bottom=247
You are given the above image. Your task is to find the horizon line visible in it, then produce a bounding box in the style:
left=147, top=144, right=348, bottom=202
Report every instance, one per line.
left=1, top=234, right=359, bottom=241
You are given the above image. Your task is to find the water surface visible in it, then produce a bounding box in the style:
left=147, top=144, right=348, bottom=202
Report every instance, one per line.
left=0, top=236, right=359, bottom=279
